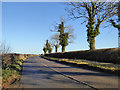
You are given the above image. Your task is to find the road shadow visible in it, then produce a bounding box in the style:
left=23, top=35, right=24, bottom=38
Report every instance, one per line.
left=21, top=67, right=112, bottom=77
left=23, top=60, right=37, bottom=63
left=23, top=65, right=76, bottom=69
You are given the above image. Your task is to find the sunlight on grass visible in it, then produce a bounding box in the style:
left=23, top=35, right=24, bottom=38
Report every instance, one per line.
left=42, top=56, right=120, bottom=72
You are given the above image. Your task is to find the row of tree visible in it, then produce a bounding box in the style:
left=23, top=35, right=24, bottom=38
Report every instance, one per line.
left=43, top=20, right=75, bottom=54
left=43, top=1, right=119, bottom=54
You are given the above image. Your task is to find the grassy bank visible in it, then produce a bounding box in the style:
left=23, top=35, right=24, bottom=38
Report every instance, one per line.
left=45, top=48, right=119, bottom=64
left=2, top=54, right=38, bottom=88
left=42, top=56, right=120, bottom=75
left=2, top=59, right=24, bottom=88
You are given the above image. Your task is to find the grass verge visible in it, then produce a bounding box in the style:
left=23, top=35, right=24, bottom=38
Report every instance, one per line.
left=2, top=55, right=34, bottom=88
left=2, top=58, right=25, bottom=88
left=41, top=55, right=120, bottom=75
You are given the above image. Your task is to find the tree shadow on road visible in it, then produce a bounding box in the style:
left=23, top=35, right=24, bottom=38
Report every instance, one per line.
left=21, top=67, right=112, bottom=77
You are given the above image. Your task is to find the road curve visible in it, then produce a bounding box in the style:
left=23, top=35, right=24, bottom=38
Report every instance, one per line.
left=19, top=56, right=119, bottom=89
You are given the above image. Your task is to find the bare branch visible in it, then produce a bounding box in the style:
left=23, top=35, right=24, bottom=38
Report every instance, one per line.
left=0, top=41, right=12, bottom=54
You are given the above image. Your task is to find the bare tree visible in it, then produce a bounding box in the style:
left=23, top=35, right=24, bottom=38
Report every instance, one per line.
left=0, top=41, right=12, bottom=55
left=50, top=34, right=60, bottom=53
left=66, top=1, right=118, bottom=50
left=108, top=1, right=120, bottom=47
left=0, top=41, right=12, bottom=68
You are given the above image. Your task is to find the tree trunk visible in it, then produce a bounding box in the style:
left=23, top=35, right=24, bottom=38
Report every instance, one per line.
left=44, top=52, right=46, bottom=54
left=62, top=46, right=65, bottom=52
left=89, top=38, right=95, bottom=50
left=55, top=47, right=58, bottom=53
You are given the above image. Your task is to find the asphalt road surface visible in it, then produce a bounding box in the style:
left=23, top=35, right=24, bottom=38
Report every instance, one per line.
left=19, top=56, right=119, bottom=89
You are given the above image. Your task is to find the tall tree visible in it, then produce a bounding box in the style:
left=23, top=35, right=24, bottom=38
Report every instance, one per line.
left=50, top=18, right=75, bottom=52
left=58, top=21, right=75, bottom=52
left=58, top=21, right=68, bottom=52
left=66, top=1, right=118, bottom=50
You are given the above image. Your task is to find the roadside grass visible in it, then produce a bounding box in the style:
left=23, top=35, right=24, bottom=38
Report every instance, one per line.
left=42, top=56, right=120, bottom=75
left=2, top=54, right=37, bottom=88
left=2, top=58, right=24, bottom=88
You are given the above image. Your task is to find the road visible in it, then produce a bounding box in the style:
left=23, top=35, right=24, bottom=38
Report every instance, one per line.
left=19, top=56, right=119, bottom=89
